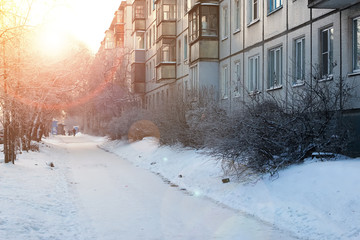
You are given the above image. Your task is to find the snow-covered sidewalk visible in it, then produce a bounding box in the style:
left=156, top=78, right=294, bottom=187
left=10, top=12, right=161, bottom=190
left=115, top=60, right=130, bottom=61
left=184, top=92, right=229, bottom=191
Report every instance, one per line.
left=102, top=137, right=360, bottom=240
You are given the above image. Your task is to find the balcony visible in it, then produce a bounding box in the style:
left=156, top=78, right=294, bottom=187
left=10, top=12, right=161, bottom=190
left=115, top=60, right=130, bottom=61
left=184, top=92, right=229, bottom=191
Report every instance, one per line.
left=156, top=0, right=176, bottom=41
left=132, top=0, right=146, bottom=31
left=188, top=3, right=219, bottom=63
left=131, top=63, right=145, bottom=94
left=190, top=39, right=218, bottom=63
left=156, top=64, right=176, bottom=82
left=156, top=38, right=176, bottom=81
left=131, top=49, right=145, bottom=63
left=308, top=0, right=359, bottom=9
left=114, top=24, right=124, bottom=34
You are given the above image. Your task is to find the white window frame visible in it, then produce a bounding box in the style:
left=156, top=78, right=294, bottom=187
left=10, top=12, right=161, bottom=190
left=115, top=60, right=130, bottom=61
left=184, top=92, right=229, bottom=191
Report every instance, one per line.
left=248, top=0, right=259, bottom=24
left=248, top=55, right=259, bottom=92
left=268, top=46, right=283, bottom=89
left=320, top=27, right=334, bottom=78
left=353, top=17, right=360, bottom=73
left=268, top=0, right=282, bottom=13
left=234, top=61, right=241, bottom=97
left=177, top=39, right=181, bottom=64
left=234, top=0, right=241, bottom=32
left=222, top=65, right=229, bottom=99
left=222, top=6, right=229, bottom=39
left=184, top=34, right=188, bottom=60
left=190, top=65, right=199, bottom=96
left=294, top=37, right=305, bottom=85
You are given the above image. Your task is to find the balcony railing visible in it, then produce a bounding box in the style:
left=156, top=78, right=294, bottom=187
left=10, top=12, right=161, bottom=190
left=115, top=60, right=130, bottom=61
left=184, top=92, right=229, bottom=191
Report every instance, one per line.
left=308, top=0, right=359, bottom=9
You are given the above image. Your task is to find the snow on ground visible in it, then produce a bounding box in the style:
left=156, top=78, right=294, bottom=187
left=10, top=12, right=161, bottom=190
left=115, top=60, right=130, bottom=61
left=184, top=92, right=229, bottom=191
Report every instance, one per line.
left=0, top=141, right=95, bottom=240
left=102, top=137, right=360, bottom=240
left=1, top=134, right=359, bottom=240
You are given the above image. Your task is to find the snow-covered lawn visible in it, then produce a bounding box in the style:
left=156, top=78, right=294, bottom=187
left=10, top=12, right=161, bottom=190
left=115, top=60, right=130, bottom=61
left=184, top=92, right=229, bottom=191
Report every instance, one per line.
left=102, top=137, right=360, bottom=240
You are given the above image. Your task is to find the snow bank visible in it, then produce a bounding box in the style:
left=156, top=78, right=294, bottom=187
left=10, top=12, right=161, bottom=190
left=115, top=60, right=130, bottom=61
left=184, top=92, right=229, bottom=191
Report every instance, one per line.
left=102, top=137, right=360, bottom=240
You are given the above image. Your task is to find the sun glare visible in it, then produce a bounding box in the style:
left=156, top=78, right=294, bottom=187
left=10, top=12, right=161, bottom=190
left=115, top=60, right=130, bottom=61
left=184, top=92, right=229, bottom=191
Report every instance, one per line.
left=42, top=30, right=65, bottom=53
left=27, top=0, right=121, bottom=54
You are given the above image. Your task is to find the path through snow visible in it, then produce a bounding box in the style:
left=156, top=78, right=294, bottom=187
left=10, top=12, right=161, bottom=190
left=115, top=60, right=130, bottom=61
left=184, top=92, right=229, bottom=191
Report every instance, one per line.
left=56, top=135, right=298, bottom=240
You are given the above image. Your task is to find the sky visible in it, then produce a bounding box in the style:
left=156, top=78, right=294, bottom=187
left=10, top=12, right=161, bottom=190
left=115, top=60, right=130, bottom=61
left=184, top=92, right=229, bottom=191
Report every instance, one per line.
left=29, top=0, right=121, bottom=54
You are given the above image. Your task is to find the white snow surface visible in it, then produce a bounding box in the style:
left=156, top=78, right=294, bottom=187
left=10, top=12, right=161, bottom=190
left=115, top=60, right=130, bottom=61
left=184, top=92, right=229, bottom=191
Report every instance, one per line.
left=0, top=134, right=359, bottom=240
left=102, top=137, right=360, bottom=240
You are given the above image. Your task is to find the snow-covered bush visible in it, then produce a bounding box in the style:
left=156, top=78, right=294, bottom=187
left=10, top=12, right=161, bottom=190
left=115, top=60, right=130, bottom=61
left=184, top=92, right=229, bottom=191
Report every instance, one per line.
left=106, top=108, right=151, bottom=140
left=212, top=79, right=352, bottom=177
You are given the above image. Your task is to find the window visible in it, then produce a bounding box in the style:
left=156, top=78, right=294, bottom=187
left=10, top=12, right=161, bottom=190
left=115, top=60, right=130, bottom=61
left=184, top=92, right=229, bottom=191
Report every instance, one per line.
left=184, top=0, right=191, bottom=13
left=157, top=0, right=176, bottom=24
left=149, top=29, right=152, bottom=47
left=184, top=34, right=188, bottom=60
left=222, top=6, right=228, bottom=38
left=222, top=66, right=229, bottom=99
left=201, top=6, right=218, bottom=37
left=178, top=39, right=181, bottom=63
left=189, top=8, right=199, bottom=42
left=153, top=0, right=155, bottom=10
left=146, top=32, right=148, bottom=49
left=294, top=37, right=305, bottom=85
left=248, top=55, right=259, bottom=92
left=135, top=32, right=145, bottom=49
left=234, top=0, right=240, bottom=31
left=153, top=25, right=156, bottom=45
left=191, top=65, right=198, bottom=92
left=157, top=39, right=176, bottom=63
left=178, top=0, right=182, bottom=18
left=353, top=17, right=360, bottom=72
left=268, top=0, right=282, bottom=13
left=248, top=0, right=258, bottom=24
left=105, top=37, right=114, bottom=49
left=268, top=46, right=282, bottom=89
left=133, top=1, right=145, bottom=20
left=234, top=61, right=241, bottom=96
left=153, top=59, right=156, bottom=78
left=189, top=5, right=218, bottom=42
left=150, top=61, right=152, bottom=79
left=320, top=27, right=334, bottom=78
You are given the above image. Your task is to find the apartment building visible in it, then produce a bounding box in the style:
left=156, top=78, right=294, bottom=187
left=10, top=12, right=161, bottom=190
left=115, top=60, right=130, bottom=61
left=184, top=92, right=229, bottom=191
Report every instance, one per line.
left=101, top=0, right=360, bottom=152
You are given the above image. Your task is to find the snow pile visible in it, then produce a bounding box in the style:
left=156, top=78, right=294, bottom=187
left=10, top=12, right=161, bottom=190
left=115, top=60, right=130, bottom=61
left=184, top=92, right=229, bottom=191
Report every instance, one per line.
left=102, top=137, right=360, bottom=240
left=0, top=141, right=95, bottom=240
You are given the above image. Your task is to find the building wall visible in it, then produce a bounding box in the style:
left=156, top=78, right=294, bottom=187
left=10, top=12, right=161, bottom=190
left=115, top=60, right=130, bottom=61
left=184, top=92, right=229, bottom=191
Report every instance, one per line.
left=103, top=0, right=360, bottom=115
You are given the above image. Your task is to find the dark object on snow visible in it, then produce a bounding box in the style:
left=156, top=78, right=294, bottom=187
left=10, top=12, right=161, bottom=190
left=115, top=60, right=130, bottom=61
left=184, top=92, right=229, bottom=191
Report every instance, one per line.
left=150, top=162, right=156, bottom=165
left=49, top=162, right=55, bottom=168
left=222, top=178, right=230, bottom=183
left=311, top=152, right=335, bottom=160
left=178, top=174, right=183, bottom=178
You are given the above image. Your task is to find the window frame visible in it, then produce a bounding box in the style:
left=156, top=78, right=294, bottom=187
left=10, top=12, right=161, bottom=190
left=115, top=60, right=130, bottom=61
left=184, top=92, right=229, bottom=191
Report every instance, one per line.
left=320, top=26, right=334, bottom=79
left=177, top=39, right=182, bottom=64
left=268, top=46, right=283, bottom=89
left=294, top=37, right=305, bottom=85
left=222, top=65, right=229, bottom=99
left=268, top=0, right=282, bottom=14
left=184, top=34, right=188, bottom=60
left=353, top=17, right=360, bottom=73
left=248, top=55, right=259, bottom=93
left=234, top=0, right=241, bottom=32
left=234, top=61, right=241, bottom=96
left=222, top=5, right=229, bottom=39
